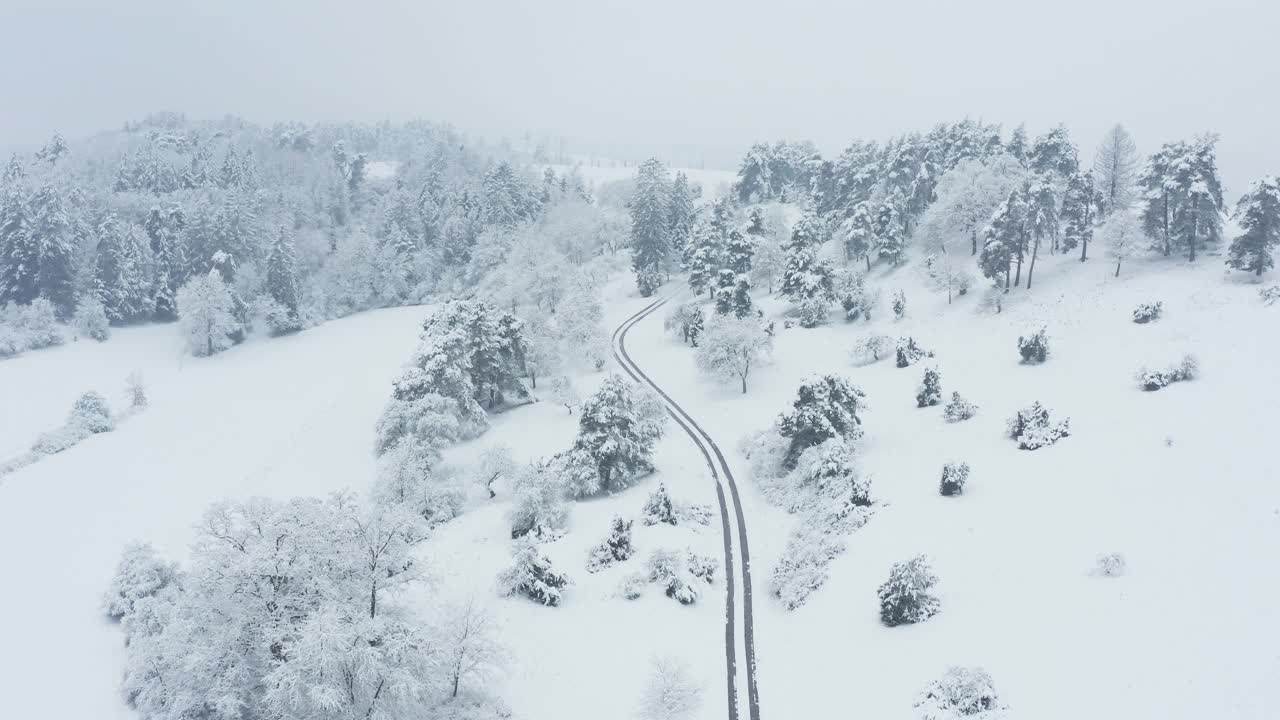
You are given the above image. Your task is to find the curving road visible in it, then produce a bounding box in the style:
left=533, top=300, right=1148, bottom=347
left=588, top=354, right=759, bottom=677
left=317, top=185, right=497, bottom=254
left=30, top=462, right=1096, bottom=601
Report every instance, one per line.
left=611, top=296, right=761, bottom=720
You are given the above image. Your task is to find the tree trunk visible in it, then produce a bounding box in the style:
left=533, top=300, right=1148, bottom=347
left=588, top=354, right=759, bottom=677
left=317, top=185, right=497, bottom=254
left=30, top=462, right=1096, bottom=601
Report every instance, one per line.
left=1115, top=258, right=1122, bottom=277
left=452, top=673, right=460, bottom=698
left=741, top=374, right=748, bottom=394
left=1080, top=233, right=1088, bottom=262
left=971, top=230, right=977, bottom=256
left=1162, top=194, right=1171, bottom=256
left=369, top=580, right=377, bottom=618
left=1188, top=208, right=1199, bottom=262
left=1026, top=238, right=1040, bottom=289
left=865, top=254, right=871, bottom=271
left=1013, top=232, right=1025, bottom=286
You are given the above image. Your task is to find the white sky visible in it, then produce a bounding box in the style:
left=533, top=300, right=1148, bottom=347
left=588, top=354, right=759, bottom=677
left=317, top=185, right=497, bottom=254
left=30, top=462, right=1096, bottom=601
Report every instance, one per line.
left=3, top=0, right=1276, bottom=188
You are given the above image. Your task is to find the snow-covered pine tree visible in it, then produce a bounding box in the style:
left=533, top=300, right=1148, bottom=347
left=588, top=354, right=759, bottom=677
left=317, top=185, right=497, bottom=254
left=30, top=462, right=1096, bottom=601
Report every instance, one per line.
left=1061, top=170, right=1097, bottom=260
left=587, top=515, right=636, bottom=572
left=713, top=268, right=736, bottom=315
left=668, top=171, right=697, bottom=262
left=176, top=270, right=238, bottom=357
left=1226, top=175, right=1280, bottom=276
left=95, top=214, right=153, bottom=324
left=891, top=289, right=906, bottom=320
left=916, top=367, right=942, bottom=408
left=1023, top=179, right=1057, bottom=288
left=1029, top=124, right=1080, bottom=179
left=979, top=188, right=1028, bottom=291
left=1006, top=123, right=1029, bottom=166
left=939, top=462, right=969, bottom=496
left=777, top=374, right=867, bottom=467
left=265, top=226, right=303, bottom=334
left=942, top=392, right=977, bottom=422
left=145, top=206, right=186, bottom=322
left=872, top=201, right=905, bottom=265
left=569, top=374, right=667, bottom=495
left=0, top=161, right=35, bottom=307
left=839, top=201, right=875, bottom=269
left=878, top=554, right=940, bottom=626
left=914, top=667, right=1005, bottom=720
left=25, top=183, right=77, bottom=315
left=631, top=158, right=672, bottom=296
left=642, top=483, right=678, bottom=526
left=498, top=538, right=569, bottom=607
left=780, top=214, right=835, bottom=327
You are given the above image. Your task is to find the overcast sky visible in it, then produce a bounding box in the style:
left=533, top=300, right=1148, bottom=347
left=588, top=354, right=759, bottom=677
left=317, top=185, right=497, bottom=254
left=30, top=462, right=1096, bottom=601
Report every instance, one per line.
left=4, top=0, right=1276, bottom=189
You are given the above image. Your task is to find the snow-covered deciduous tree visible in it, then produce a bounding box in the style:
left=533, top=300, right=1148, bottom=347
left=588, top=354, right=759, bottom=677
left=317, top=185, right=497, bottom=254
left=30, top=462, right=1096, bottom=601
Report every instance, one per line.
left=73, top=297, right=110, bottom=341
left=778, top=374, right=867, bottom=467
left=374, top=437, right=464, bottom=525
left=497, top=537, right=569, bottom=607
left=942, top=392, right=977, bottom=422
left=916, top=367, right=942, bottom=407
left=1226, top=175, right=1280, bottom=277
left=103, top=542, right=180, bottom=621
left=639, top=656, right=704, bottom=720
left=587, top=515, right=636, bottom=572
left=177, top=270, right=238, bottom=357
left=878, top=554, right=940, bottom=626
left=566, top=374, right=666, bottom=496
left=914, top=666, right=1007, bottom=720
left=1094, top=124, right=1140, bottom=218
left=917, top=155, right=1026, bottom=257
left=70, top=390, right=114, bottom=434
left=126, top=371, right=147, bottom=409
left=436, top=598, right=504, bottom=699
left=664, top=302, right=705, bottom=346
left=1006, top=402, right=1070, bottom=450
left=509, top=460, right=570, bottom=540
left=1098, top=209, right=1143, bottom=277
left=695, top=313, right=772, bottom=393
left=850, top=333, right=894, bottom=365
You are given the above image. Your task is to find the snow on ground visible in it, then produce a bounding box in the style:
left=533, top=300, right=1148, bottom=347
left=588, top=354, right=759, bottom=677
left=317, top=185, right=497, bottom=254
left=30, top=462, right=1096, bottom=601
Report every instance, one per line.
left=623, top=252, right=1280, bottom=720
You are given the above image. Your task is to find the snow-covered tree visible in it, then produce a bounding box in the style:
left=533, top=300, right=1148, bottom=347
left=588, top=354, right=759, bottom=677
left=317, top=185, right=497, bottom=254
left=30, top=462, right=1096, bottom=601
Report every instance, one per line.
left=1023, top=179, right=1057, bottom=289
left=667, top=172, right=697, bottom=262
left=1017, top=326, right=1049, bottom=364
left=264, top=226, right=302, bottom=334
left=498, top=537, right=569, bottom=606
left=1005, top=124, right=1029, bottom=165
left=103, top=542, right=180, bottom=621
left=1061, top=170, right=1098, bottom=260
left=664, top=301, right=705, bottom=346
left=436, top=598, right=503, bottom=699
left=1029, top=124, right=1079, bottom=178
left=942, top=392, right=977, bottom=422
left=778, top=374, right=867, bottom=467
left=878, top=554, right=940, bottom=626
left=95, top=214, right=153, bottom=324
left=1098, top=209, right=1143, bottom=277
left=892, top=289, right=907, bottom=320
left=781, top=214, right=835, bottom=327
left=642, top=483, right=678, bottom=526
left=1139, top=135, right=1225, bottom=261
left=176, top=270, right=238, bottom=357
left=896, top=336, right=931, bottom=368
left=747, top=208, right=787, bottom=294
left=567, top=374, right=667, bottom=495
left=631, top=158, right=672, bottom=295
left=849, top=333, right=894, bottom=365
left=695, top=313, right=772, bottom=393
left=509, top=460, right=570, bottom=539
left=72, top=297, right=110, bottom=341
left=917, top=155, right=1026, bottom=257
left=1006, top=402, right=1070, bottom=450
left=1226, top=175, right=1280, bottom=276
left=873, top=201, right=906, bottom=265
left=916, top=367, right=942, bottom=408
left=979, top=188, right=1028, bottom=291
left=588, top=515, right=636, bottom=571
left=939, top=462, right=969, bottom=496
left=1093, top=124, right=1140, bottom=217
left=639, top=656, right=704, bottom=720
left=839, top=202, right=876, bottom=268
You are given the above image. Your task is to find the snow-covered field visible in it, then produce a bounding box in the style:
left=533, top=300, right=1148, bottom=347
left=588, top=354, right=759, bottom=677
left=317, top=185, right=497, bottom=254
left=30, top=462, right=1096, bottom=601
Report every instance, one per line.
left=1, top=250, right=1277, bottom=720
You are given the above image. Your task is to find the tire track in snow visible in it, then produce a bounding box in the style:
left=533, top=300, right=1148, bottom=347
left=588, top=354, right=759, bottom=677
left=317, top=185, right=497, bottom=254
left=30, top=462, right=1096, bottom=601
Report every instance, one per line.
left=611, top=296, right=761, bottom=720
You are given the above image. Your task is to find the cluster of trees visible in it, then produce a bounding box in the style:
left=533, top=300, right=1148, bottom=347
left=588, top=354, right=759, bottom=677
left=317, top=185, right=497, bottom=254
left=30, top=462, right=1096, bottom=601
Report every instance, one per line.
left=1, top=115, right=625, bottom=359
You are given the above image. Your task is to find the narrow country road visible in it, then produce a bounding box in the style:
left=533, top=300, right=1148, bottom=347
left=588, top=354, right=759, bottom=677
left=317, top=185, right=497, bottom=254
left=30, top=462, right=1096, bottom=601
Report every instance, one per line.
left=611, top=296, right=761, bottom=720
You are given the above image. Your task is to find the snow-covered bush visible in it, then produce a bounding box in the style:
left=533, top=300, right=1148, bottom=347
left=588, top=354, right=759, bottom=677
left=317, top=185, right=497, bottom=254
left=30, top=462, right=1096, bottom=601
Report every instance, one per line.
left=850, top=334, right=894, bottom=365
left=376, top=439, right=466, bottom=526
left=1132, top=301, right=1163, bottom=324
left=374, top=393, right=464, bottom=456
left=21, top=298, right=63, bottom=349
left=914, top=666, right=1006, bottom=720
left=619, top=572, right=647, bottom=600
left=126, top=372, right=147, bottom=409
left=1261, top=285, right=1280, bottom=306
left=73, top=297, right=111, bottom=341
left=1136, top=354, right=1198, bottom=391
left=771, top=520, right=849, bottom=610
left=642, top=483, right=678, bottom=526
left=892, top=289, right=907, bottom=320
left=103, top=542, right=180, bottom=621
left=259, top=295, right=304, bottom=336
left=896, top=336, right=931, bottom=368
left=587, top=515, right=635, bottom=572
left=177, top=271, right=239, bottom=357
left=498, top=538, right=569, bottom=607
left=664, top=302, right=705, bottom=346
left=430, top=695, right=514, bottom=720
left=942, top=392, right=978, bottom=422
left=70, top=391, right=114, bottom=434
left=648, top=549, right=717, bottom=605
left=878, top=554, right=940, bottom=626
left=1006, top=402, right=1070, bottom=450
left=0, top=323, right=22, bottom=358
left=1094, top=552, right=1127, bottom=577
left=940, top=462, right=969, bottom=496
left=835, top=269, right=873, bottom=321
left=916, top=367, right=943, bottom=408
left=1017, top=326, right=1049, bottom=364
left=548, top=375, right=580, bottom=414
left=509, top=461, right=569, bottom=540
left=797, top=295, right=831, bottom=328
left=639, top=656, right=704, bottom=720
left=778, top=374, right=868, bottom=468
left=566, top=374, right=666, bottom=496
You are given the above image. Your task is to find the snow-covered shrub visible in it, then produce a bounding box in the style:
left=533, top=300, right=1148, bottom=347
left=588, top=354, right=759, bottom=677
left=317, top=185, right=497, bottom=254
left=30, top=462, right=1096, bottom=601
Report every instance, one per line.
left=619, top=572, right=647, bottom=600
left=798, top=440, right=873, bottom=509
left=639, top=656, right=704, bottom=720
left=916, top=367, right=942, bottom=408
left=103, top=542, right=180, bottom=621
left=1136, top=354, right=1198, bottom=391
left=892, top=289, right=907, bottom=320
left=498, top=538, right=569, bottom=607
left=835, top=269, right=873, bottom=321
left=508, top=461, right=569, bottom=540
left=567, top=374, right=667, bottom=496
left=664, top=302, right=705, bottom=346
left=943, top=392, right=978, bottom=422
left=1261, top=285, right=1280, bottom=305
left=70, top=391, right=114, bottom=434
left=30, top=423, right=90, bottom=455
left=914, top=666, right=1006, bottom=720
left=771, top=521, right=848, bottom=610
left=878, top=554, right=940, bottom=626
left=636, top=265, right=663, bottom=297
left=430, top=695, right=514, bottom=720
left=73, top=297, right=111, bottom=341
left=850, top=334, right=894, bottom=366
left=642, top=483, right=678, bottom=526
left=1017, top=327, right=1049, bottom=364
left=376, top=439, right=465, bottom=526
left=940, top=462, right=969, bottom=496
left=126, top=372, right=147, bottom=409
left=587, top=515, right=635, bottom=572
left=778, top=374, right=867, bottom=468
left=797, top=295, right=830, bottom=328
left=1132, top=301, right=1163, bottom=324
left=648, top=549, right=717, bottom=605
left=1006, top=402, right=1070, bottom=450
left=0, top=322, right=22, bottom=358
left=1094, top=552, right=1126, bottom=577
left=896, top=336, right=931, bottom=368
left=20, top=298, right=63, bottom=349
left=374, top=393, right=463, bottom=456
left=259, top=295, right=304, bottom=336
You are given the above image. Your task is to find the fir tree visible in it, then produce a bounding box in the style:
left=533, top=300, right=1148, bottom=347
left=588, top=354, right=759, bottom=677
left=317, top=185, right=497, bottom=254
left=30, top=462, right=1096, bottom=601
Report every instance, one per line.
left=266, top=226, right=302, bottom=333
left=642, top=483, right=678, bottom=526
left=668, top=172, right=697, bottom=261
left=1061, top=170, right=1097, bottom=261
left=94, top=215, right=153, bottom=324
left=714, top=268, right=736, bottom=315
left=570, top=374, right=666, bottom=495
left=878, top=555, right=941, bottom=626
left=780, top=214, right=835, bottom=326
left=1226, top=175, right=1280, bottom=276
left=839, top=202, right=875, bottom=270
left=587, top=515, right=636, bottom=572
left=1006, top=124, right=1029, bottom=166
left=916, top=367, right=942, bottom=408
left=724, top=228, right=754, bottom=276
left=872, top=201, right=905, bottom=265
left=979, top=188, right=1027, bottom=290
left=1029, top=124, right=1080, bottom=178
left=631, top=158, right=672, bottom=295
left=25, top=184, right=77, bottom=315
left=146, top=206, right=186, bottom=321
left=1023, top=180, right=1057, bottom=289
left=0, top=165, right=36, bottom=306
